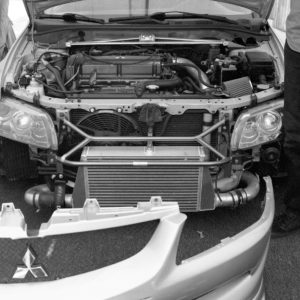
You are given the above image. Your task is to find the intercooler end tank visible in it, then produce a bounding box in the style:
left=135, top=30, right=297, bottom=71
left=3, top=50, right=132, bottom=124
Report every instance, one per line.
left=222, top=76, right=253, bottom=98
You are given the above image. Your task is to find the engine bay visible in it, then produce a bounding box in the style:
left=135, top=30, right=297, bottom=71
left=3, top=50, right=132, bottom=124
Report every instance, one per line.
left=17, top=43, right=276, bottom=99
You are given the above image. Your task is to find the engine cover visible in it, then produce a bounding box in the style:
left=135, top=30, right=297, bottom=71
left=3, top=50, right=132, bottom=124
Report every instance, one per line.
left=77, top=55, right=163, bottom=88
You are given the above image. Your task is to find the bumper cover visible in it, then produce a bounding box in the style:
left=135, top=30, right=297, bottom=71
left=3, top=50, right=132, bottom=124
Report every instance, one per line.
left=0, top=177, right=274, bottom=300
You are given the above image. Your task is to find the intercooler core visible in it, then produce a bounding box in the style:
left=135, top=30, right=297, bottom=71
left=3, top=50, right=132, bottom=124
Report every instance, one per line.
left=72, top=146, right=216, bottom=212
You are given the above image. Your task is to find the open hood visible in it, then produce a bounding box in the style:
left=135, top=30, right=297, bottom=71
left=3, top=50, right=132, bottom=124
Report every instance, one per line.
left=215, top=0, right=275, bottom=19
left=23, top=0, right=275, bottom=21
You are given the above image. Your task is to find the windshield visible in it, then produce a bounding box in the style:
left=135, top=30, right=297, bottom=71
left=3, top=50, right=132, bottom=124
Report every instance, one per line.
left=44, top=0, right=253, bottom=21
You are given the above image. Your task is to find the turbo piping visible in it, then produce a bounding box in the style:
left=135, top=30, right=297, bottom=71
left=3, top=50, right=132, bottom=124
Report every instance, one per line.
left=215, top=171, right=260, bottom=208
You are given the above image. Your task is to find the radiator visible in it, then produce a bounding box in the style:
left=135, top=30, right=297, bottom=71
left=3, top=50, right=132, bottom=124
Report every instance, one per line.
left=73, top=146, right=216, bottom=212
left=69, top=109, right=206, bottom=146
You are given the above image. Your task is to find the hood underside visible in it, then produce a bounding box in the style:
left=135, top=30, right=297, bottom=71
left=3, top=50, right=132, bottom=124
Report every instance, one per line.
left=215, top=0, right=274, bottom=19
left=23, top=0, right=275, bottom=20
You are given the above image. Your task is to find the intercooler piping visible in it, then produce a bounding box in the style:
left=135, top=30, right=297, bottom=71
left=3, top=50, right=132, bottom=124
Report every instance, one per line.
left=24, top=184, right=73, bottom=209
left=216, top=170, right=243, bottom=192
left=215, top=171, right=260, bottom=208
left=24, top=172, right=259, bottom=210
left=164, top=58, right=215, bottom=90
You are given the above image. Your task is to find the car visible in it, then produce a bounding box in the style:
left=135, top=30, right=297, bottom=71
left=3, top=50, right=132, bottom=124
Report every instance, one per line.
left=0, top=0, right=283, bottom=299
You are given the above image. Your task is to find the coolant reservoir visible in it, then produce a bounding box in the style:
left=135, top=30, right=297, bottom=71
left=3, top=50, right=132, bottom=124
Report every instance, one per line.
left=26, top=77, right=44, bottom=97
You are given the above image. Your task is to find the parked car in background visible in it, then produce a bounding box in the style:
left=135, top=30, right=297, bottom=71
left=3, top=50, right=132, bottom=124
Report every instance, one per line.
left=0, top=0, right=284, bottom=299
left=0, top=0, right=15, bottom=60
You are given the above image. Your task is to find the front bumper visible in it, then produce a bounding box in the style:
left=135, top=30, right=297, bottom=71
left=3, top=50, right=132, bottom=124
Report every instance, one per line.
left=0, top=177, right=274, bottom=300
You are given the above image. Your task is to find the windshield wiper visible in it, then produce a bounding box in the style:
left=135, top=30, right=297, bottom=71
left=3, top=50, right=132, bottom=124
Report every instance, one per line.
left=109, top=11, right=243, bottom=26
left=39, top=13, right=105, bottom=24
left=108, top=15, right=168, bottom=24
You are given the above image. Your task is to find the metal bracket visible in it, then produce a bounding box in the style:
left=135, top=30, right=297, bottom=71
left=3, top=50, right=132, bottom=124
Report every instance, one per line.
left=56, top=118, right=231, bottom=167
left=0, top=203, right=26, bottom=229
left=83, top=198, right=101, bottom=219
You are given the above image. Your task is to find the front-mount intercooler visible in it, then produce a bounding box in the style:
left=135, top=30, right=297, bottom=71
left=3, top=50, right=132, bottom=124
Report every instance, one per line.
left=25, top=116, right=260, bottom=212
left=72, top=146, right=216, bottom=211
left=53, top=115, right=229, bottom=211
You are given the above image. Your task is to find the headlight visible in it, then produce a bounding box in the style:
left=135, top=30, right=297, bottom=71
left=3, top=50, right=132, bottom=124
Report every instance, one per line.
left=258, top=111, right=282, bottom=134
left=0, top=98, right=58, bottom=149
left=12, top=112, right=33, bottom=131
left=231, top=100, right=283, bottom=151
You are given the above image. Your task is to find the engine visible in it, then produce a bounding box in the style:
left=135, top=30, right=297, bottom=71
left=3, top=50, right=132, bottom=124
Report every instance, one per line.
left=77, top=55, right=163, bottom=84
left=18, top=45, right=276, bottom=99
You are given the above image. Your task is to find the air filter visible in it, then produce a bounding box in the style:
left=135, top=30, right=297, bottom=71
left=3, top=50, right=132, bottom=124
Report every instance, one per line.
left=223, top=76, right=253, bottom=98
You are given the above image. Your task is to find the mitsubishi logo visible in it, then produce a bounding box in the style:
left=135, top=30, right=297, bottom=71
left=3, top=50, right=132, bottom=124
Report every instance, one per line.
left=13, top=247, right=48, bottom=279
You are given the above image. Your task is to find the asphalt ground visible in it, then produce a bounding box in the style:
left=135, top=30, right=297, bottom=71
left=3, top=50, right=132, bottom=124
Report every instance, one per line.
left=0, top=176, right=299, bottom=299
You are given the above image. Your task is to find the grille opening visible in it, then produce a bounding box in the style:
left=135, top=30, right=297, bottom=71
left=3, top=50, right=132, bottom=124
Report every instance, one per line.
left=0, top=220, right=158, bottom=283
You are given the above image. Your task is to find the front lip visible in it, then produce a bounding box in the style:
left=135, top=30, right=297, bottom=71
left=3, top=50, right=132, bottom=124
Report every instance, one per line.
left=0, top=177, right=273, bottom=299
